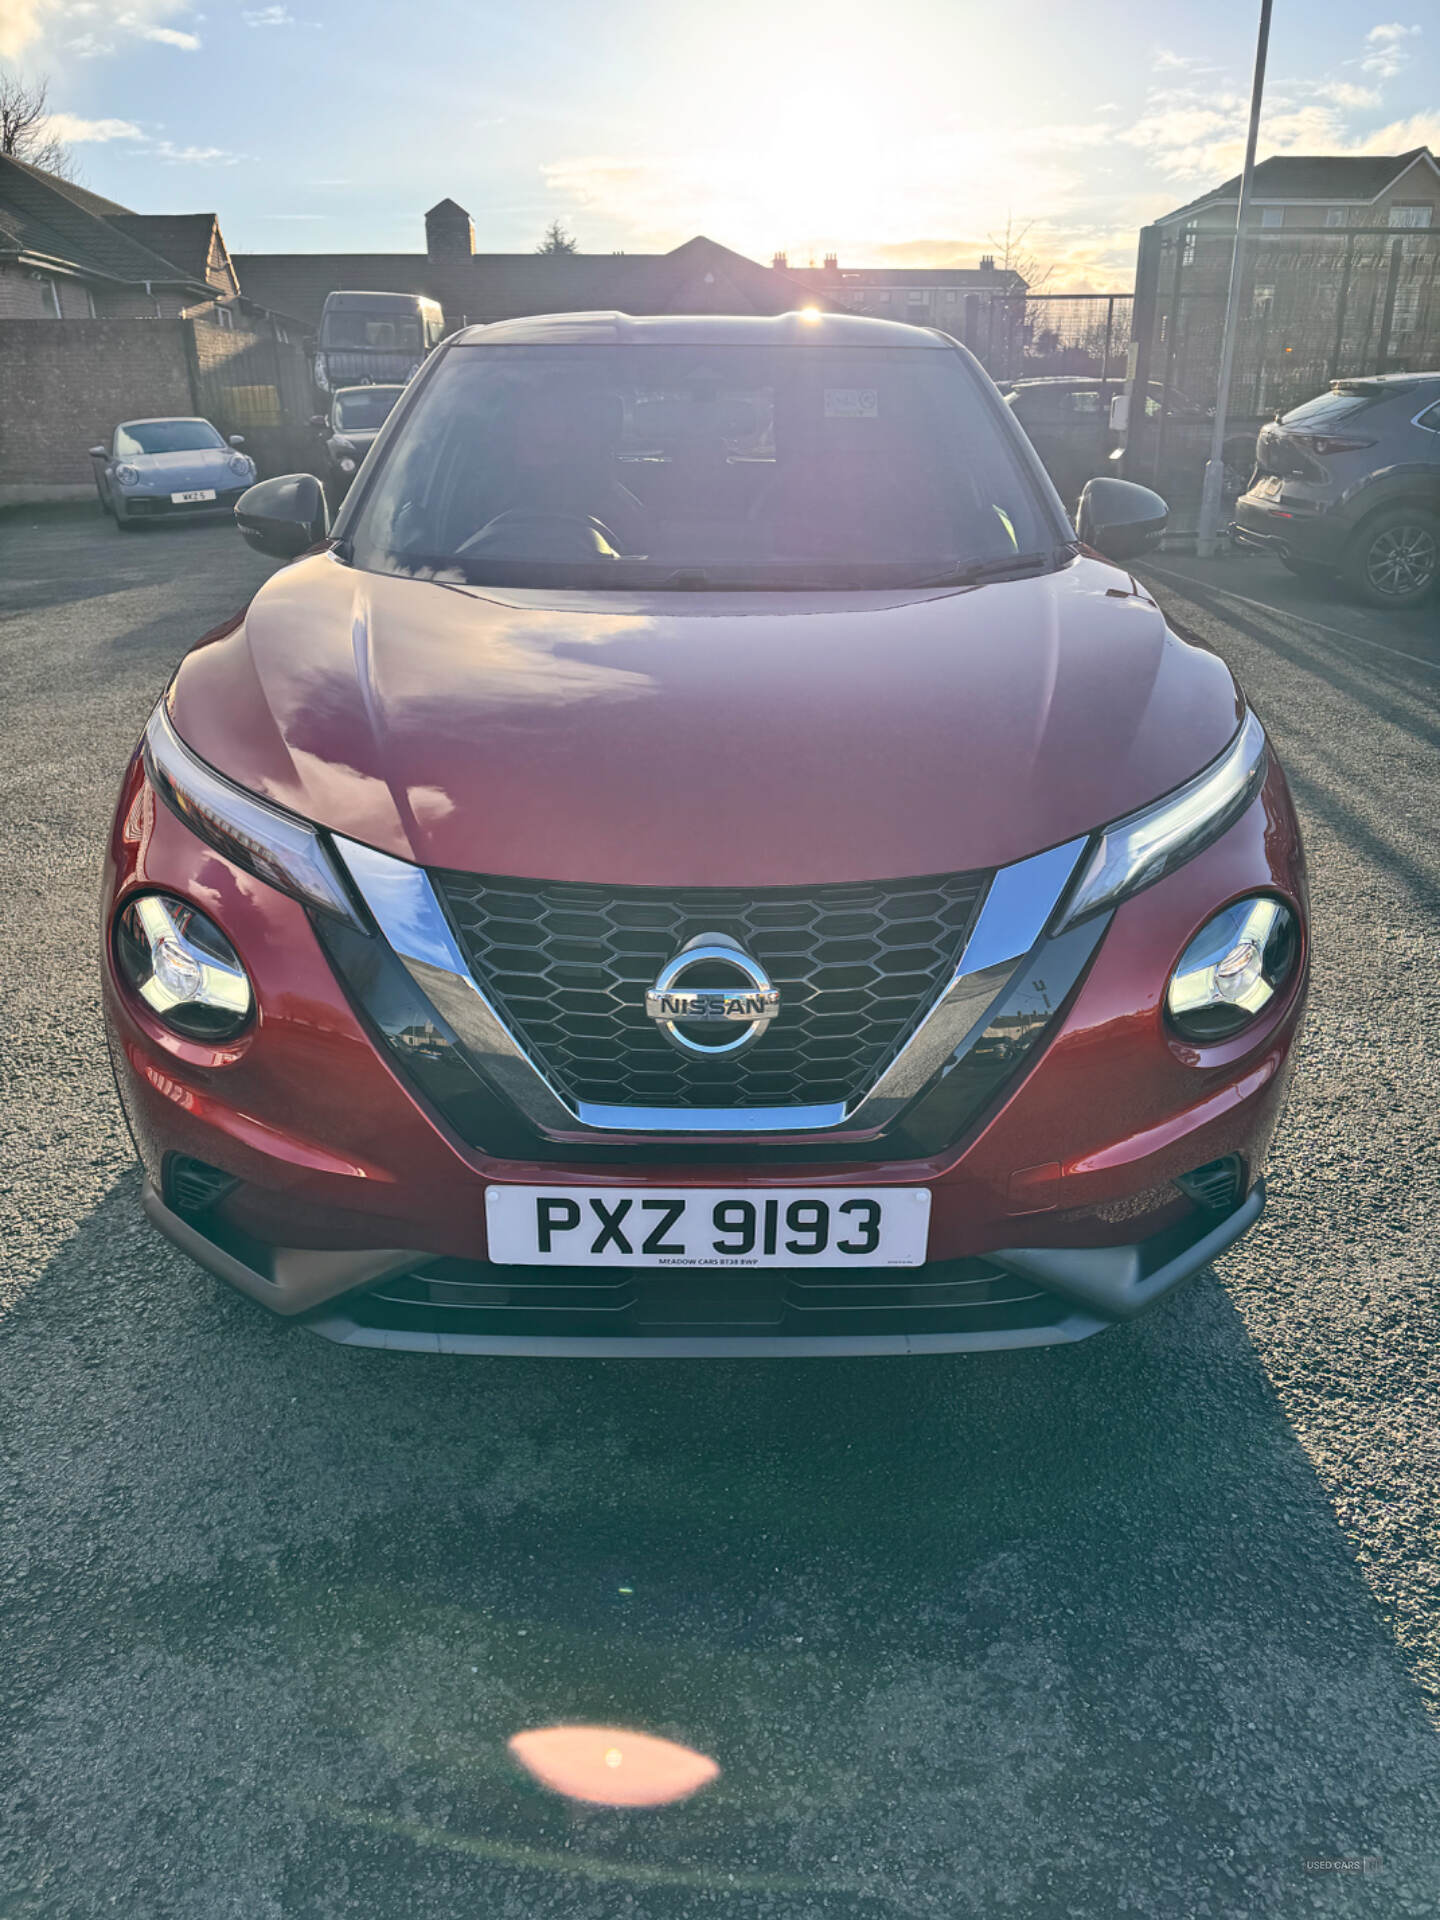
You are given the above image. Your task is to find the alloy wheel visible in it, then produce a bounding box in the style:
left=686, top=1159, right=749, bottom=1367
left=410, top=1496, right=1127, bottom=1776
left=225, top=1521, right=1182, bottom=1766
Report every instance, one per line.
left=1365, top=522, right=1438, bottom=598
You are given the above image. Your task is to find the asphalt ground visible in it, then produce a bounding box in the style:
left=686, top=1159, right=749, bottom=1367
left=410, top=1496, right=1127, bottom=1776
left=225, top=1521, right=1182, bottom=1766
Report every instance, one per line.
left=1, top=507, right=1437, bottom=1918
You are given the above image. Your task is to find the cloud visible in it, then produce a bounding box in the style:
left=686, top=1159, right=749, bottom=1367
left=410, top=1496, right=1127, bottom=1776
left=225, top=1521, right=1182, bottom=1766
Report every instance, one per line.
left=133, top=22, right=200, bottom=48
left=0, top=0, right=200, bottom=58
left=1310, top=80, right=1383, bottom=109
left=39, top=112, right=143, bottom=143
left=37, top=110, right=240, bottom=164
left=150, top=140, right=242, bottom=163
left=1153, top=48, right=1220, bottom=75
left=1361, top=21, right=1421, bottom=80
left=242, top=5, right=293, bottom=23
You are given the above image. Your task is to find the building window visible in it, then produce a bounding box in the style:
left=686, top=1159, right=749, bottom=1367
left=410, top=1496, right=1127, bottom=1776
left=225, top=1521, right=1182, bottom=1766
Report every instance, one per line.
left=1182, top=221, right=1197, bottom=266
left=906, top=289, right=926, bottom=304
left=45, top=276, right=63, bottom=317
left=944, top=289, right=957, bottom=303
left=1388, top=205, right=1433, bottom=229
left=1252, top=283, right=1275, bottom=315
left=1390, top=284, right=1420, bottom=335
left=215, top=305, right=234, bottom=330
left=1259, top=207, right=1284, bottom=228
left=1324, top=207, right=1347, bottom=227
left=877, top=291, right=890, bottom=303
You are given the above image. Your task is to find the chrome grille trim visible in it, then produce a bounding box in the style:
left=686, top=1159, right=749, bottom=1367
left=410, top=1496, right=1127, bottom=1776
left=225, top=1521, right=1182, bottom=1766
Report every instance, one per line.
left=332, top=835, right=1089, bottom=1139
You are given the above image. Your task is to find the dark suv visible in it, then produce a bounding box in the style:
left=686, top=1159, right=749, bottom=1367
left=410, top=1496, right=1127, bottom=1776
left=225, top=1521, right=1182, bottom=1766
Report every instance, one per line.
left=1233, top=374, right=1440, bottom=608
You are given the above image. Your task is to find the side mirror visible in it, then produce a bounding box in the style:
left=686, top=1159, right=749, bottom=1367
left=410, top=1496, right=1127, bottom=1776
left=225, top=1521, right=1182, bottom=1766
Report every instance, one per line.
left=228, top=433, right=246, bottom=447
left=309, top=414, right=327, bottom=429
left=1077, top=476, right=1168, bottom=561
left=89, top=445, right=107, bottom=459
left=235, top=472, right=329, bottom=559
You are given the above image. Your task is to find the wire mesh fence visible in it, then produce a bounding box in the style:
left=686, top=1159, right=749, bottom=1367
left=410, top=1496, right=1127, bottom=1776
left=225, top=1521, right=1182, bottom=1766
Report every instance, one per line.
left=1129, top=224, right=1440, bottom=529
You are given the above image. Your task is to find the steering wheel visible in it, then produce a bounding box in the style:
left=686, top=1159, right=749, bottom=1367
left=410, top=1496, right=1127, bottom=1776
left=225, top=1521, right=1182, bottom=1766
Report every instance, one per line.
left=456, top=510, right=624, bottom=561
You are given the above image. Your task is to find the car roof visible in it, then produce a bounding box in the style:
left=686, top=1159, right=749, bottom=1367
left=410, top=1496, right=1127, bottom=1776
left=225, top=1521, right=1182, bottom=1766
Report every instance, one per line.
left=1334, top=370, right=1440, bottom=385
left=451, top=310, right=954, bottom=349
left=117, top=416, right=217, bottom=428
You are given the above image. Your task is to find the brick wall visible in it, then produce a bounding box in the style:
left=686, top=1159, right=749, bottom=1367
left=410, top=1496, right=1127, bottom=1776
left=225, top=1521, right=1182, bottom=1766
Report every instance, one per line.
left=0, top=264, right=55, bottom=318
left=0, top=317, right=196, bottom=500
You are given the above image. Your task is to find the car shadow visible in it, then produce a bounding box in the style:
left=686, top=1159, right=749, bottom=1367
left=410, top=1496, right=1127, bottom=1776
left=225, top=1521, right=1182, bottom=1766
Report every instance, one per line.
left=2, top=1171, right=1436, bottom=1917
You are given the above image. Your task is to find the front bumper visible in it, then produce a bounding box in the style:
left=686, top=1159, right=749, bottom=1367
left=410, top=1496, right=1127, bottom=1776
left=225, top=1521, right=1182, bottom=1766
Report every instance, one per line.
left=103, top=750, right=1307, bottom=1356
left=140, top=1173, right=1264, bottom=1355
left=116, top=486, right=249, bottom=522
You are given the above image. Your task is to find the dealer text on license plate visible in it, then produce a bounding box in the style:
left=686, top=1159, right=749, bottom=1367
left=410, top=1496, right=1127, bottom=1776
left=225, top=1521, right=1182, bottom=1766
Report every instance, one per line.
left=485, top=1186, right=931, bottom=1268
left=171, top=489, right=216, bottom=503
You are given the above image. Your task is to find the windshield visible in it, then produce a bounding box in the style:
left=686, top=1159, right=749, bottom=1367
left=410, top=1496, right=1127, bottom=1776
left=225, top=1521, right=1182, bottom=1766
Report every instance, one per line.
left=334, top=387, right=403, bottom=432
left=345, top=343, right=1062, bottom=589
left=1280, top=389, right=1379, bottom=430
left=321, top=311, right=423, bottom=351
left=116, top=420, right=224, bottom=456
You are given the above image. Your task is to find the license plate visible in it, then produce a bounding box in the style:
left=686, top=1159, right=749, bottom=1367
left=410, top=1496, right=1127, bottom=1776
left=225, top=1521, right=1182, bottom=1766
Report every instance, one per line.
left=170, top=489, right=216, bottom=503
left=486, top=1185, right=931, bottom=1268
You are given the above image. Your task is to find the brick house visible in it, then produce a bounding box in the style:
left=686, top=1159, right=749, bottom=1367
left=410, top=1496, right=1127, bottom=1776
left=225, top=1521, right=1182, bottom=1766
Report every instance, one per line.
left=778, top=252, right=1026, bottom=328
left=0, top=153, right=287, bottom=331
left=232, top=202, right=836, bottom=332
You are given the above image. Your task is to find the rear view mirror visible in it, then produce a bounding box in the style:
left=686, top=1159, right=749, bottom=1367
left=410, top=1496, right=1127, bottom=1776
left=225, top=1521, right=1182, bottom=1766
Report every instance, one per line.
left=1077, top=477, right=1168, bottom=561
left=235, top=473, right=329, bottom=559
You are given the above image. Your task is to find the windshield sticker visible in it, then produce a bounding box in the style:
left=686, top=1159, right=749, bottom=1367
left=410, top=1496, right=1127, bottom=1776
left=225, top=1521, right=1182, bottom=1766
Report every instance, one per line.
left=823, top=388, right=879, bottom=418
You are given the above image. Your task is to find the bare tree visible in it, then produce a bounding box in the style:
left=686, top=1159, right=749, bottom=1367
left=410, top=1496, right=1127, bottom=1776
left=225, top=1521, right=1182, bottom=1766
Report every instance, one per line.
left=0, top=69, right=77, bottom=179
left=985, top=214, right=1054, bottom=292
left=535, top=219, right=578, bottom=256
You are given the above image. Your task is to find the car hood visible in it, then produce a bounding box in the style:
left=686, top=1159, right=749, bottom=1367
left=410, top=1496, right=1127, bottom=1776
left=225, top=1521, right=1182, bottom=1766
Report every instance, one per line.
left=169, top=552, right=1243, bottom=887
left=131, top=448, right=232, bottom=471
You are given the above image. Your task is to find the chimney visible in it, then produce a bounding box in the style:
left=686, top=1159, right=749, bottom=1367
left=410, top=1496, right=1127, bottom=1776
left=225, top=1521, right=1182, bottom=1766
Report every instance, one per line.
left=978, top=253, right=996, bottom=273
left=822, top=252, right=838, bottom=271
left=426, top=198, right=475, bottom=261
left=772, top=251, right=788, bottom=270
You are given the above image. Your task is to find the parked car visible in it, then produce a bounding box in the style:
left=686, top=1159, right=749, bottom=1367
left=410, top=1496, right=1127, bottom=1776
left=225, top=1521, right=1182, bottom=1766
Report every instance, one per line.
left=89, top=418, right=256, bottom=530
left=1232, top=373, right=1440, bottom=608
left=314, top=290, right=444, bottom=397
left=1003, top=378, right=1254, bottom=509
left=310, top=383, right=405, bottom=504
left=102, top=312, right=1308, bottom=1357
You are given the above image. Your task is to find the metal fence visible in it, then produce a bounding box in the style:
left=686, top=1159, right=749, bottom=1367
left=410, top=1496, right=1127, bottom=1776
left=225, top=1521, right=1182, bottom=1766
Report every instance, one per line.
left=1125, top=224, right=1440, bottom=528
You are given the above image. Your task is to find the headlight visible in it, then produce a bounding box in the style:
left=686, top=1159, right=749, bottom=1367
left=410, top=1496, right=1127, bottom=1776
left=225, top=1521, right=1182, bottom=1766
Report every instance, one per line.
left=1166, top=896, right=1299, bottom=1042
left=115, top=464, right=140, bottom=487
left=227, top=452, right=254, bottom=478
left=114, top=892, right=254, bottom=1040
left=142, top=701, right=361, bottom=925
left=1057, top=710, right=1268, bottom=928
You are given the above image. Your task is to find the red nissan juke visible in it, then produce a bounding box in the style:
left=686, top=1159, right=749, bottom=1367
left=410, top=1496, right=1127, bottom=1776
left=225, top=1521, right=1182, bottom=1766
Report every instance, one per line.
left=101, top=312, right=1308, bottom=1355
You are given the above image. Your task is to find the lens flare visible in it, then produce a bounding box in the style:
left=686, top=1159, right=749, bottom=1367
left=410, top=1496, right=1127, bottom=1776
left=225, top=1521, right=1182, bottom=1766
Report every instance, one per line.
left=508, top=1725, right=720, bottom=1807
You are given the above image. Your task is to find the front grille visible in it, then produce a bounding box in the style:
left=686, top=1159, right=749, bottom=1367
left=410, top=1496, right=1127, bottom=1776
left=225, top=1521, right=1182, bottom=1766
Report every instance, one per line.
left=348, top=1255, right=1063, bottom=1342
left=433, top=870, right=990, bottom=1111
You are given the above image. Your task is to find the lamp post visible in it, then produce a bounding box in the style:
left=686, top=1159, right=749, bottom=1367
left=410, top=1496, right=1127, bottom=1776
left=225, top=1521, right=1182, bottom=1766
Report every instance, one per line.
left=1196, top=0, right=1274, bottom=558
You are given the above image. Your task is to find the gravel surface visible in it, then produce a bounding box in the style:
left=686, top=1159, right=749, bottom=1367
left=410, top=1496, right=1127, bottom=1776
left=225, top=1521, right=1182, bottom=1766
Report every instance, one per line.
left=2, top=512, right=1437, bottom=1918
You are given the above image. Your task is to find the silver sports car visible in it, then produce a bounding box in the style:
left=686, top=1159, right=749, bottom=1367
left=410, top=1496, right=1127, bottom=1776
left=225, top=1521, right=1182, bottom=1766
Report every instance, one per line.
left=89, top=418, right=257, bottom=529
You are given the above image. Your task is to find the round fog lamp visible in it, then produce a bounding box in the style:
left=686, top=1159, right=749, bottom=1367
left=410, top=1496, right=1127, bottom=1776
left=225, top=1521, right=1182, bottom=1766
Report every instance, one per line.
left=115, top=892, right=254, bottom=1040
left=1166, top=897, right=1297, bottom=1043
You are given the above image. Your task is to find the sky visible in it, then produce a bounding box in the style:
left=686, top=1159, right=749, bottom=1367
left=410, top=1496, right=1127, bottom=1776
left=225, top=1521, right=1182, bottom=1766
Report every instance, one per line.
left=4, top=0, right=1438, bottom=291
